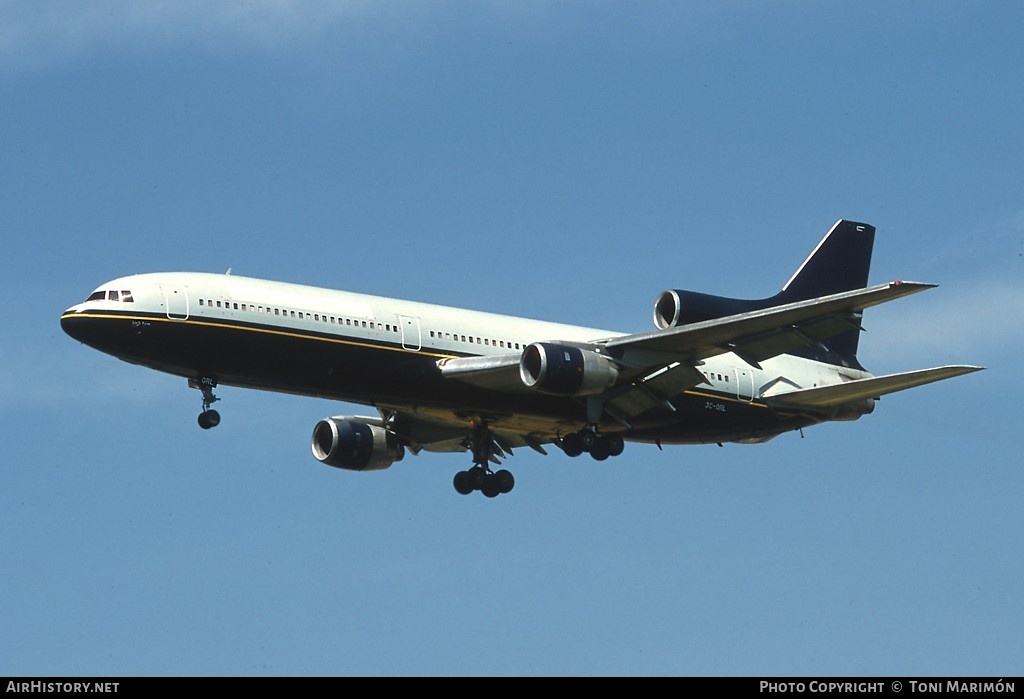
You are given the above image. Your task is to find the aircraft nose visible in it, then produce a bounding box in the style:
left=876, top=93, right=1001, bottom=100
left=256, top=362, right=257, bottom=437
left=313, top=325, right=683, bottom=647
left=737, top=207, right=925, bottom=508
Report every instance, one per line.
left=60, top=308, right=87, bottom=343
left=60, top=305, right=108, bottom=348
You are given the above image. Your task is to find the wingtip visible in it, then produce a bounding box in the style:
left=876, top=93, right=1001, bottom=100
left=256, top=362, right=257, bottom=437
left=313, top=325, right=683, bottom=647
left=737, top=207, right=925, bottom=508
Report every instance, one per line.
left=889, top=280, right=938, bottom=290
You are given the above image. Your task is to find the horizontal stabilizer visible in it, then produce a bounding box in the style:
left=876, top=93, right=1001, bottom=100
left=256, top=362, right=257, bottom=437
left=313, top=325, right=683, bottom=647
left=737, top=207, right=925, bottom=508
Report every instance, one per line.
left=765, top=365, right=984, bottom=410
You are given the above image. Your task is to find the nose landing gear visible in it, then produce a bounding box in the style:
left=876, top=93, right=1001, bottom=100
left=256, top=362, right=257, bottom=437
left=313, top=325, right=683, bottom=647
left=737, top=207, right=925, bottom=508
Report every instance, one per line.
left=189, top=377, right=221, bottom=429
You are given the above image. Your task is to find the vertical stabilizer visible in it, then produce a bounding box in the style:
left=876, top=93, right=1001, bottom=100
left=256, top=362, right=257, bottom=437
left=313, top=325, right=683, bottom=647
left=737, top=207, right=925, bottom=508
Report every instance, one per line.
left=779, top=220, right=875, bottom=302
left=775, top=220, right=875, bottom=363
left=652, top=220, right=878, bottom=367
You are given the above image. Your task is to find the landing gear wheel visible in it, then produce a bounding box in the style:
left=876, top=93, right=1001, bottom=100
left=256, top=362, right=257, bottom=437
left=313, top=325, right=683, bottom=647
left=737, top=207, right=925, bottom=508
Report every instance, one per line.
left=494, top=469, right=515, bottom=494
left=469, top=466, right=488, bottom=490
left=580, top=430, right=598, bottom=450
left=560, top=433, right=584, bottom=457
left=453, top=470, right=474, bottom=495
left=606, top=433, right=625, bottom=457
left=481, top=475, right=501, bottom=498
left=590, top=440, right=610, bottom=461
left=454, top=420, right=518, bottom=497
left=191, top=377, right=222, bottom=430
left=198, top=409, right=221, bottom=430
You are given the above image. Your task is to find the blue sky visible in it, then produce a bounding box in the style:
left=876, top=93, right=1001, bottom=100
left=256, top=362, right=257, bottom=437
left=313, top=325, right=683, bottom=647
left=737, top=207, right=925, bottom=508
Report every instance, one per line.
left=2, top=1, right=1021, bottom=677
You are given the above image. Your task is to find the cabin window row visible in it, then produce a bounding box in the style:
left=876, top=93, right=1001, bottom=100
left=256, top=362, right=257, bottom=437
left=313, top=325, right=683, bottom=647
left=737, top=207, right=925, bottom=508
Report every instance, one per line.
left=196, top=297, right=524, bottom=350
left=197, top=298, right=400, bottom=333
left=428, top=330, right=522, bottom=350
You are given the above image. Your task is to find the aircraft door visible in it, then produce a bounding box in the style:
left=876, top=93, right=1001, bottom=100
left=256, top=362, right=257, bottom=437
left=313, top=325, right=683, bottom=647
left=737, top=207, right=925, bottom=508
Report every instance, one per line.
left=162, top=285, right=189, bottom=320
left=399, top=315, right=421, bottom=351
left=735, top=367, right=755, bottom=402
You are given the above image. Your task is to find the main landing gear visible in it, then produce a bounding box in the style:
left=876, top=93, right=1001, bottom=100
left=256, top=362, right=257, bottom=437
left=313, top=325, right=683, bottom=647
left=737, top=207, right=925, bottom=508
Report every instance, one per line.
left=453, top=419, right=515, bottom=498
left=189, top=377, right=221, bottom=429
left=558, top=428, right=625, bottom=461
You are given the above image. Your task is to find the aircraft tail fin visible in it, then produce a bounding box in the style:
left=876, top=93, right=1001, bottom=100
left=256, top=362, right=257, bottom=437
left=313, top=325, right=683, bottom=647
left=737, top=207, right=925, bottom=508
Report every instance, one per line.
left=653, top=220, right=878, bottom=367
left=778, top=220, right=876, bottom=303
left=772, top=220, right=876, bottom=362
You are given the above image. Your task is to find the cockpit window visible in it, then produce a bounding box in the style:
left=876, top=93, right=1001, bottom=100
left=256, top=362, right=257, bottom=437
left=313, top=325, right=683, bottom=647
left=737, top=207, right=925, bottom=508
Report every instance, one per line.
left=85, top=289, right=134, bottom=303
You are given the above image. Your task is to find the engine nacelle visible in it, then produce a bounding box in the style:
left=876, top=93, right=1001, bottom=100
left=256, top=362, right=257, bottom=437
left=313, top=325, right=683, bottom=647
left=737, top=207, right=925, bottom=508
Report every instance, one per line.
left=311, top=418, right=404, bottom=472
left=519, top=342, right=619, bottom=396
left=653, top=289, right=767, bottom=329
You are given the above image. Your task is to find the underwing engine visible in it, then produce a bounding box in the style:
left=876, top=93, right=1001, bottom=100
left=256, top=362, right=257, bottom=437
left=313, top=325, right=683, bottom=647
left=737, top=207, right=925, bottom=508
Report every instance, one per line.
left=311, top=417, right=405, bottom=471
left=519, top=342, right=619, bottom=396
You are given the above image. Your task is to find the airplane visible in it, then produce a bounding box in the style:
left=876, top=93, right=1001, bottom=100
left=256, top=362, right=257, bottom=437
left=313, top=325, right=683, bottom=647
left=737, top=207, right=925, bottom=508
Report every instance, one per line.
left=61, top=219, right=982, bottom=498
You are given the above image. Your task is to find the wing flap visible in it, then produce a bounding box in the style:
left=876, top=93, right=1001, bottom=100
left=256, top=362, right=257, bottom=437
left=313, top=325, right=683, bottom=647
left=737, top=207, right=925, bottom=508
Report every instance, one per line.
left=604, top=362, right=707, bottom=422
left=727, top=313, right=864, bottom=366
left=385, top=408, right=554, bottom=456
left=765, top=365, right=984, bottom=410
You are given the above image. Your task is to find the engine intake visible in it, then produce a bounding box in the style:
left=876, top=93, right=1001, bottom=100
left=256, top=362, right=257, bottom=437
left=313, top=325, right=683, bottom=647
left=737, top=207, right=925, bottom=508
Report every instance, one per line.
left=519, top=342, right=619, bottom=396
left=311, top=417, right=405, bottom=472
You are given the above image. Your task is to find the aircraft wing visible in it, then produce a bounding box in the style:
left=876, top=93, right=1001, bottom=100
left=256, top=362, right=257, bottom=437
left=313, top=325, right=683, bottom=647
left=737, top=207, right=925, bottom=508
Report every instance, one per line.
left=599, top=281, right=934, bottom=368
left=763, top=365, right=985, bottom=413
left=437, top=281, right=939, bottom=418
left=369, top=409, right=553, bottom=461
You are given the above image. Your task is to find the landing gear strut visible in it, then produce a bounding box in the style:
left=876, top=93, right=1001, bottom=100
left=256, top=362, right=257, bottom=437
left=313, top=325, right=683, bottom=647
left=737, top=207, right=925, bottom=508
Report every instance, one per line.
left=453, top=419, right=515, bottom=498
left=559, top=428, right=625, bottom=461
left=189, top=377, right=221, bottom=429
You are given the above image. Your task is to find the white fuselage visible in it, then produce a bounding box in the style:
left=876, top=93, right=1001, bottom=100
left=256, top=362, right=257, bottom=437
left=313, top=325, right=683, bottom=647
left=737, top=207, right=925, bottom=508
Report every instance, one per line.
left=62, top=271, right=869, bottom=446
